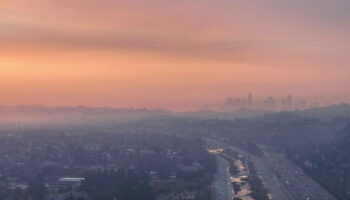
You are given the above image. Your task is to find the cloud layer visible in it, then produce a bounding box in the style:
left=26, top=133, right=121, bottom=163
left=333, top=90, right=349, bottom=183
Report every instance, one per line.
left=1, top=0, right=350, bottom=109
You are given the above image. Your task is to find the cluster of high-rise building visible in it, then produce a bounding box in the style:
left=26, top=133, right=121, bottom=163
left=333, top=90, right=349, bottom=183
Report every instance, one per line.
left=224, top=93, right=312, bottom=111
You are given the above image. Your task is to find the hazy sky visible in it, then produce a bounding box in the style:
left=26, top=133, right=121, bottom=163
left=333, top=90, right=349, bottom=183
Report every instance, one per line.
left=1, top=0, right=350, bottom=110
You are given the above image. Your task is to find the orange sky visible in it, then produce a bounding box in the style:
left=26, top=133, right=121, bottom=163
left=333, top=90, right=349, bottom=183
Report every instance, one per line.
left=1, top=0, right=350, bottom=110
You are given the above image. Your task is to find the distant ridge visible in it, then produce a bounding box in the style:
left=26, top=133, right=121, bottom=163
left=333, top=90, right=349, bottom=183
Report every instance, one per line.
left=0, top=105, right=170, bottom=124
left=0, top=103, right=349, bottom=124
left=294, top=103, right=350, bottom=120
left=0, top=105, right=169, bottom=114
left=175, top=108, right=273, bottom=119
left=256, top=103, right=350, bottom=121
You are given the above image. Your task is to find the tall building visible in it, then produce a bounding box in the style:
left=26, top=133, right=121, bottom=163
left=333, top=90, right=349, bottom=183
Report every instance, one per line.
left=248, top=92, right=253, bottom=107
left=263, top=96, right=276, bottom=110
left=234, top=98, right=242, bottom=108
left=286, top=94, right=293, bottom=108
left=224, top=97, right=233, bottom=108
left=296, top=100, right=307, bottom=110
left=282, top=94, right=293, bottom=110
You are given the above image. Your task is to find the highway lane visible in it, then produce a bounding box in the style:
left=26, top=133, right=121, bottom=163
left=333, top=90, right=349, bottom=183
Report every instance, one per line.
left=263, top=149, right=337, bottom=200
left=212, top=156, right=234, bottom=200
left=205, top=138, right=336, bottom=200
left=229, top=146, right=292, bottom=200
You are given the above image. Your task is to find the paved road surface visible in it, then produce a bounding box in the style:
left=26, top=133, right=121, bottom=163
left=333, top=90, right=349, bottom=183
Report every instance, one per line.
left=205, top=138, right=336, bottom=200
left=212, top=156, right=234, bottom=200
left=229, top=146, right=292, bottom=200
left=263, top=149, right=337, bottom=200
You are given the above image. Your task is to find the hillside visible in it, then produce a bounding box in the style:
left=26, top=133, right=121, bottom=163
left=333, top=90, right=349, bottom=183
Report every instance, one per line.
left=302, top=124, right=350, bottom=199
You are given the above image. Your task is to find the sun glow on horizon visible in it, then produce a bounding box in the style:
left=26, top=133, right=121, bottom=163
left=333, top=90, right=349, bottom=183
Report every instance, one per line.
left=1, top=0, right=350, bottom=110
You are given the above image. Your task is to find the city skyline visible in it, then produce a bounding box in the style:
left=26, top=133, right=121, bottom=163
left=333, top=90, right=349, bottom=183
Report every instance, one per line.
left=224, top=93, right=318, bottom=111
left=0, top=91, right=343, bottom=111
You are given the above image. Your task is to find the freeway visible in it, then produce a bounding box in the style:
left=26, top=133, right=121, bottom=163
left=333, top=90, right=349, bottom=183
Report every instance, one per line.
left=263, top=149, right=337, bottom=200
left=206, top=138, right=336, bottom=200
left=230, top=145, right=337, bottom=200
left=205, top=138, right=336, bottom=200
left=229, top=146, right=292, bottom=200
left=212, top=156, right=234, bottom=200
